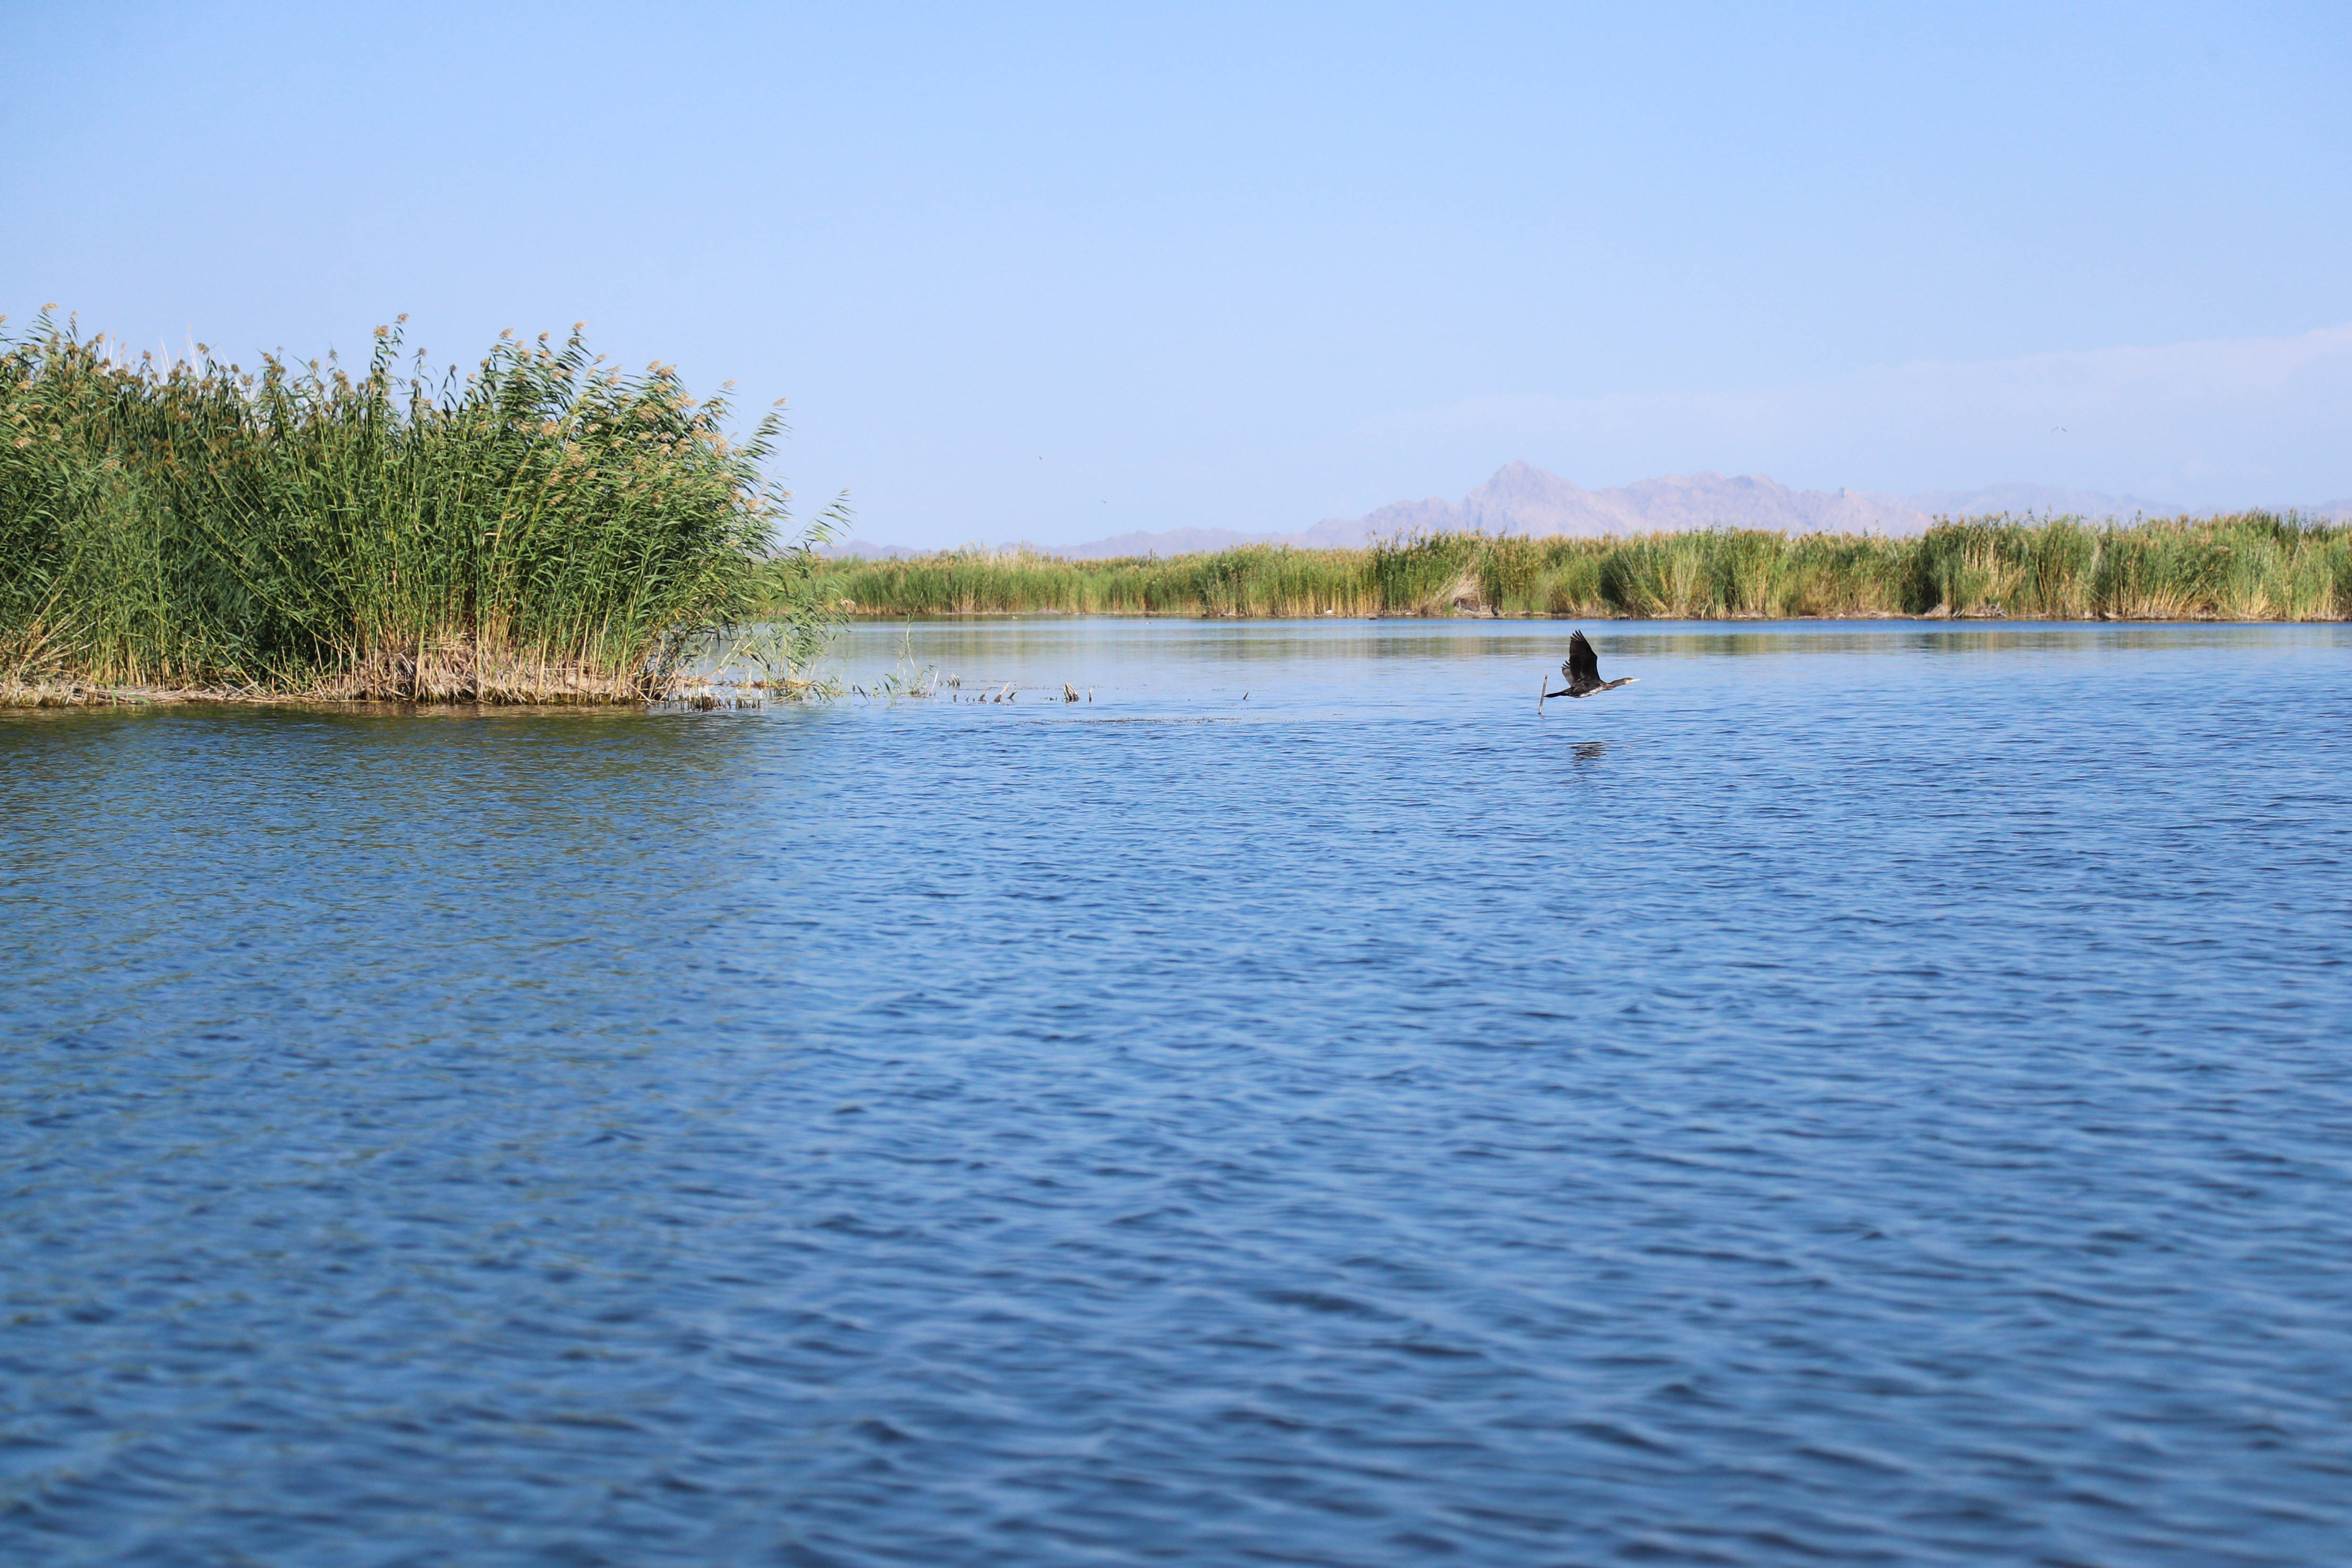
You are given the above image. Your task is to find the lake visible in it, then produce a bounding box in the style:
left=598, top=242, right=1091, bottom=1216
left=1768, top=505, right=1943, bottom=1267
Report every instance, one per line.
left=4, top=619, right=2349, bottom=1567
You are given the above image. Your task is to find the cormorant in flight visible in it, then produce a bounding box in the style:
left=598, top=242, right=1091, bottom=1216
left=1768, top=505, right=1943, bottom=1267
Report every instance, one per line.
left=1540, top=630, right=1637, bottom=711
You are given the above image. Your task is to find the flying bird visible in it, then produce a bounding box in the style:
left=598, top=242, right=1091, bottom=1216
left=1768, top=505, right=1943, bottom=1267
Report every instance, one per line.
left=1540, top=630, right=1637, bottom=711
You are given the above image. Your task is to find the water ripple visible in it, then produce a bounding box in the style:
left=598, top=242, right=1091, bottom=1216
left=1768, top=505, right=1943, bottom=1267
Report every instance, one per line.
left=3, top=620, right=2349, bottom=1566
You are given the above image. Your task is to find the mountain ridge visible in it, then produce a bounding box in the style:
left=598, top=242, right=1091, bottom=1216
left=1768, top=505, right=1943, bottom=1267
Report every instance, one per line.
left=825, top=465, right=2343, bottom=559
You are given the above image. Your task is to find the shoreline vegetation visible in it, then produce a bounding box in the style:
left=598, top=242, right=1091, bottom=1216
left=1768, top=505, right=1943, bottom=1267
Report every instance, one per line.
left=2, top=313, right=839, bottom=707
left=6, top=310, right=2338, bottom=715
left=791, top=514, right=2352, bottom=623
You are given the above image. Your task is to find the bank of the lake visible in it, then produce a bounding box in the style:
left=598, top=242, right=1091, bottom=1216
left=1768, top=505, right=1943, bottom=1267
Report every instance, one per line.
left=795, top=513, right=2352, bottom=622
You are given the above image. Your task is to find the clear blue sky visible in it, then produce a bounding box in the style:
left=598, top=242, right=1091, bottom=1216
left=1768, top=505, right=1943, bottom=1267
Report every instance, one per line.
left=6, top=1, right=2347, bottom=545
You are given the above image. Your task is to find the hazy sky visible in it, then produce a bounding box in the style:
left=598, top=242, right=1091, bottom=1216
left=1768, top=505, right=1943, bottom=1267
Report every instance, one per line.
left=6, top=1, right=2347, bottom=545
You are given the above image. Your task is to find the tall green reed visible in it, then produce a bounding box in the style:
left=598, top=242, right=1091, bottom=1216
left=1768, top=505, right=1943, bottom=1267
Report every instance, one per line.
left=1, top=312, right=839, bottom=700
left=797, top=515, right=2348, bottom=622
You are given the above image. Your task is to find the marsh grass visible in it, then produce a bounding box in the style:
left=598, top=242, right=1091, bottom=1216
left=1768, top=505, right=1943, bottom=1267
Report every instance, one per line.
left=1, top=312, right=839, bottom=703
left=787, top=541, right=1385, bottom=618
left=846, top=623, right=943, bottom=702
left=800, top=515, right=2350, bottom=622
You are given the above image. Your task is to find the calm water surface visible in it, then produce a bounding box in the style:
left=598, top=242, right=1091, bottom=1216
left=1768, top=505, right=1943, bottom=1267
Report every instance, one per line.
left=4, top=620, right=2350, bottom=1567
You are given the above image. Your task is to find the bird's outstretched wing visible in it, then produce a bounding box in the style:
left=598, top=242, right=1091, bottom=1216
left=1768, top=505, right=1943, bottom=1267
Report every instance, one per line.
left=1566, top=630, right=1600, bottom=689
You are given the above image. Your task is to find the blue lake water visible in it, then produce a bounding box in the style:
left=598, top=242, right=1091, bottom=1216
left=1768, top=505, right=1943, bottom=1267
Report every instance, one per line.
left=4, top=619, right=2350, bottom=1567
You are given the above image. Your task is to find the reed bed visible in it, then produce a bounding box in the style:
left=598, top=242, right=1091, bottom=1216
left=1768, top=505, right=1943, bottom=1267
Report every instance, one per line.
left=789, top=542, right=1383, bottom=618
left=1, top=313, right=837, bottom=703
left=798, top=515, right=2352, bottom=622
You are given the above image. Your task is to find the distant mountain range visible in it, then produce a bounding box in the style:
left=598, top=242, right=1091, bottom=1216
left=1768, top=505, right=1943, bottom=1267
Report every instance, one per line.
left=825, top=464, right=2351, bottom=560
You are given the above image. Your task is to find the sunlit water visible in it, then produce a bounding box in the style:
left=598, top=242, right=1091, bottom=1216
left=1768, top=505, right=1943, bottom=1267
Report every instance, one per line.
left=5, top=620, right=2349, bottom=1567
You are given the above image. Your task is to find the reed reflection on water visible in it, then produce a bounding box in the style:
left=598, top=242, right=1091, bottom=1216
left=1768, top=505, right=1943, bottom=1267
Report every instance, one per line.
left=4, top=619, right=2349, bottom=1568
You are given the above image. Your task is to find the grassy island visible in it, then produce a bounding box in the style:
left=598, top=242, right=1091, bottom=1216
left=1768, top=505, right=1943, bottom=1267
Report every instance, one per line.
left=794, top=514, right=2352, bottom=623
left=1, top=315, right=837, bottom=705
